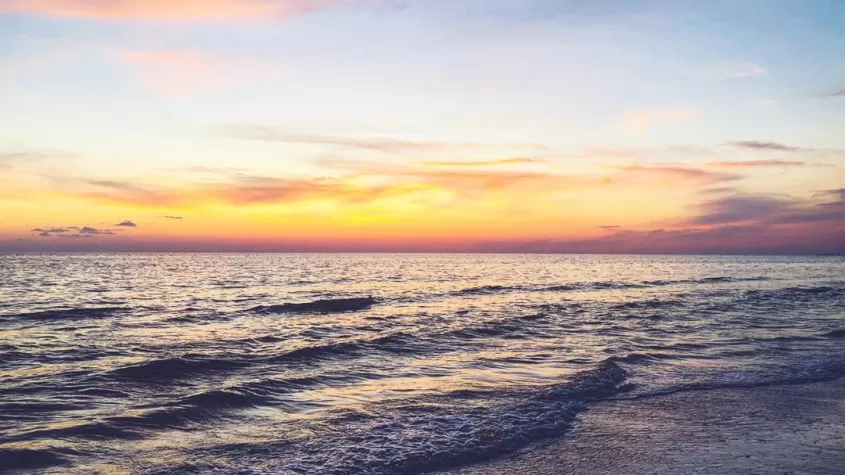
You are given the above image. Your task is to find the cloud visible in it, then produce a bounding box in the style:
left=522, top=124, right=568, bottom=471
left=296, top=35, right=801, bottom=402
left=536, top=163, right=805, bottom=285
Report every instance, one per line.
left=599, top=225, right=620, bottom=230
left=164, top=216, right=184, bottom=220
left=625, top=108, right=700, bottom=134
left=219, top=125, right=549, bottom=153
left=80, top=227, right=118, bottom=235
left=688, top=195, right=796, bottom=226
left=682, top=191, right=845, bottom=229
left=47, top=157, right=754, bottom=210
left=472, top=219, right=845, bottom=254
left=608, top=164, right=740, bottom=186
left=75, top=179, right=179, bottom=206
left=34, top=225, right=118, bottom=238
left=419, top=158, right=546, bottom=167
left=820, top=88, right=845, bottom=98
left=115, top=220, right=138, bottom=227
left=724, top=141, right=845, bottom=159
left=114, top=49, right=269, bottom=97
left=0, top=0, right=366, bottom=21
left=725, top=141, right=806, bottom=152
left=815, top=188, right=845, bottom=202
left=707, top=159, right=819, bottom=168
left=721, top=62, right=767, bottom=78
left=0, top=148, right=79, bottom=168
left=699, top=187, right=739, bottom=195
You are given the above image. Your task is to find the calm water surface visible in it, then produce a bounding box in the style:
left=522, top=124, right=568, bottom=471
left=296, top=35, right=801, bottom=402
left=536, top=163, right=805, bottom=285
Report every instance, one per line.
left=1, top=254, right=844, bottom=474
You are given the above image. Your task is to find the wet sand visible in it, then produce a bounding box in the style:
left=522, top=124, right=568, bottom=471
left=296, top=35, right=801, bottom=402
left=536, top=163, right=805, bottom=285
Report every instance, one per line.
left=442, top=377, right=845, bottom=475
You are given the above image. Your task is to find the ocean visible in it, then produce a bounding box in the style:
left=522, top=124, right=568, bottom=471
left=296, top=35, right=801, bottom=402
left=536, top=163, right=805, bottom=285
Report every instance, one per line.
left=1, top=253, right=844, bottom=474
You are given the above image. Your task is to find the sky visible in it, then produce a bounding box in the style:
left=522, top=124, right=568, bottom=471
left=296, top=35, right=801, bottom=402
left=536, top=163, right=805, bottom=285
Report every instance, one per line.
left=0, top=0, right=843, bottom=253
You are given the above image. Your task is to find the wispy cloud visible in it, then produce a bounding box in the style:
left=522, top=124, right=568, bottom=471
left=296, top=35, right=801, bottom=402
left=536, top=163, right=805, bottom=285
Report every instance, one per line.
left=0, top=148, right=78, bottom=167
left=419, top=158, right=545, bottom=168
left=42, top=157, right=746, bottom=210
left=164, top=216, right=185, bottom=220
left=0, top=0, right=366, bottom=20
left=688, top=195, right=795, bottom=226
left=625, top=108, right=700, bottom=134
left=493, top=190, right=845, bottom=254
left=219, top=125, right=550, bottom=153
left=819, top=88, right=845, bottom=98
left=724, top=141, right=845, bottom=159
left=707, top=159, right=829, bottom=168
left=115, top=220, right=138, bottom=227
left=608, top=164, right=739, bottom=185
left=815, top=188, right=845, bottom=202
left=114, top=49, right=269, bottom=97
left=720, top=62, right=767, bottom=78
left=681, top=191, right=845, bottom=230
left=75, top=179, right=180, bottom=206
left=726, top=141, right=807, bottom=152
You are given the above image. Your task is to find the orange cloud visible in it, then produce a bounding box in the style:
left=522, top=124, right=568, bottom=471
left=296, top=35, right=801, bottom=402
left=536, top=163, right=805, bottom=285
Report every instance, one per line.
left=31, top=158, right=748, bottom=214
left=0, top=0, right=362, bottom=20
left=419, top=158, right=546, bottom=168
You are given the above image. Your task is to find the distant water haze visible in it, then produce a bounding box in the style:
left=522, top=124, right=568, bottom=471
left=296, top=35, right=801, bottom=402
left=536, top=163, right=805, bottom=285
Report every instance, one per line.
left=1, top=254, right=844, bottom=473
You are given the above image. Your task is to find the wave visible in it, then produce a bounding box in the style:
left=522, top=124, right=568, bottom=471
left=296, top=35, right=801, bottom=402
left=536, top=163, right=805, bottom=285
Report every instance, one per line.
left=100, top=356, right=250, bottom=383
left=822, top=329, right=845, bottom=339
left=250, top=297, right=377, bottom=314
left=643, top=276, right=769, bottom=286
left=611, top=352, right=684, bottom=364
left=6, top=420, right=144, bottom=444
left=450, top=276, right=771, bottom=298
left=93, top=322, right=534, bottom=387
left=743, top=285, right=844, bottom=301
left=617, top=357, right=845, bottom=403
left=610, top=299, right=683, bottom=311
left=0, top=448, right=72, bottom=471
left=456, top=285, right=524, bottom=295
left=170, top=361, right=631, bottom=475
left=2, top=306, right=130, bottom=322
left=783, top=285, right=837, bottom=294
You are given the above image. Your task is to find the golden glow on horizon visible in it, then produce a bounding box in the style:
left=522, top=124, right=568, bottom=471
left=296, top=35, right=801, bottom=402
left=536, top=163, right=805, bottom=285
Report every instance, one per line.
left=1, top=0, right=843, bottom=252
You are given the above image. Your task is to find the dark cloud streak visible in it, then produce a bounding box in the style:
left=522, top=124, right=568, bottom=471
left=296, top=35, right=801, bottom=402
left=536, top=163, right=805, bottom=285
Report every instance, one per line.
left=726, top=141, right=806, bottom=152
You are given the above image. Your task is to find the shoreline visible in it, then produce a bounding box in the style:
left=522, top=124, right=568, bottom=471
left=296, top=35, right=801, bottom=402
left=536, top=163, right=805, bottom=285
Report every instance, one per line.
left=442, top=377, right=845, bottom=475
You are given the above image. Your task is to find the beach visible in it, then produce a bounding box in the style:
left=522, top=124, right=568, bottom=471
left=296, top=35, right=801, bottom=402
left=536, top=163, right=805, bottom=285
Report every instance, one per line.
left=444, top=377, right=845, bottom=475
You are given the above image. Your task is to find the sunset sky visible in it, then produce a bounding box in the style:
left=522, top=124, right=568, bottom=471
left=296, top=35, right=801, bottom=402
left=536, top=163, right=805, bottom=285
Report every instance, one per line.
left=0, top=0, right=843, bottom=253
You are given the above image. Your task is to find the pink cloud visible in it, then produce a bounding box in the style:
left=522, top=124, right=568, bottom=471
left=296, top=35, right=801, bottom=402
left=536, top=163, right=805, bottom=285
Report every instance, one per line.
left=114, top=49, right=269, bottom=96
left=0, top=0, right=364, bottom=20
